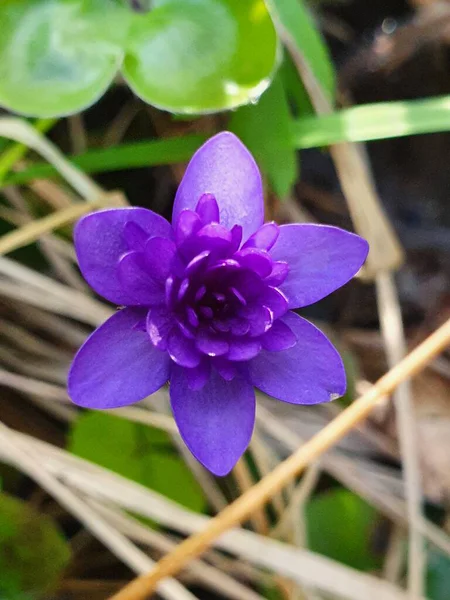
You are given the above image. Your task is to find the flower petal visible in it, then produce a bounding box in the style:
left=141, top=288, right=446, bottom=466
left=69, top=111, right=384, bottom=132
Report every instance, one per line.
left=170, top=365, right=255, bottom=475
left=144, top=237, right=177, bottom=282
left=235, top=248, right=273, bottom=278
left=243, top=222, right=279, bottom=251
left=270, top=224, right=369, bottom=309
left=247, top=311, right=346, bottom=405
left=227, top=338, right=262, bottom=361
left=260, top=286, right=288, bottom=319
left=261, top=319, right=296, bottom=351
left=168, top=329, right=201, bottom=368
left=196, top=329, right=229, bottom=357
left=117, top=251, right=165, bottom=306
left=173, top=132, right=264, bottom=241
left=68, top=308, right=170, bottom=409
left=74, top=208, right=172, bottom=305
left=195, top=193, right=220, bottom=224
left=146, top=307, right=172, bottom=350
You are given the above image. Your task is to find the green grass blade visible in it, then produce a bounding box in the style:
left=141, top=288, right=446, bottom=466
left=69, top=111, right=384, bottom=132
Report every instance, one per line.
left=4, top=134, right=207, bottom=186
left=3, top=95, right=450, bottom=187
left=292, top=95, right=450, bottom=148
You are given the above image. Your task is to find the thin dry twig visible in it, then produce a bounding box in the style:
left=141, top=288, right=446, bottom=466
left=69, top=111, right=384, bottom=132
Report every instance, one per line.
left=0, top=192, right=125, bottom=256
left=89, top=500, right=265, bottom=600
left=268, top=6, right=404, bottom=277
left=376, top=271, right=424, bottom=596
left=0, top=118, right=102, bottom=200
left=233, top=458, right=270, bottom=534
left=1, top=430, right=418, bottom=600
left=109, top=317, right=450, bottom=600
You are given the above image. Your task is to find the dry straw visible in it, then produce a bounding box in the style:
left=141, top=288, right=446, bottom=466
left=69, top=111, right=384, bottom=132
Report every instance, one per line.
left=111, top=317, right=450, bottom=600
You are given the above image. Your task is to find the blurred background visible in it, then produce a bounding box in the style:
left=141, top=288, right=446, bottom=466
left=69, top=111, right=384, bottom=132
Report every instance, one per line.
left=0, top=0, right=449, bottom=598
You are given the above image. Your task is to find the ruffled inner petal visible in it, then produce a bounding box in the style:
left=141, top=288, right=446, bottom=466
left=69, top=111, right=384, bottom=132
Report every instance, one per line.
left=117, top=252, right=165, bottom=306
left=75, top=207, right=172, bottom=305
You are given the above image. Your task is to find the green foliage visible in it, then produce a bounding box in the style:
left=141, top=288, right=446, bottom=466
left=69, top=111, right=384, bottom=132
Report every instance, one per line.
left=0, top=492, right=70, bottom=599
left=427, top=549, right=450, bottom=600
left=266, top=0, right=335, bottom=100
left=306, top=489, right=380, bottom=571
left=68, top=412, right=206, bottom=512
left=292, top=94, right=450, bottom=147
left=3, top=134, right=207, bottom=186
left=229, top=74, right=297, bottom=198
left=123, top=0, right=279, bottom=114
left=279, top=53, right=314, bottom=117
left=0, top=0, right=278, bottom=117
left=6, top=92, right=450, bottom=188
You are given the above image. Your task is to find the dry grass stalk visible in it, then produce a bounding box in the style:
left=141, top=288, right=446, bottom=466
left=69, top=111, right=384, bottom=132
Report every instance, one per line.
left=0, top=191, right=125, bottom=256
left=268, top=13, right=422, bottom=597
left=376, top=272, right=424, bottom=596
left=0, top=423, right=198, bottom=600
left=110, top=317, right=450, bottom=600
left=0, top=430, right=419, bottom=600
left=0, top=118, right=102, bottom=200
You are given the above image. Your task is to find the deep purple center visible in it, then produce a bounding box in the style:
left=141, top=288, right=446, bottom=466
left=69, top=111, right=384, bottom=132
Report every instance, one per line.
left=119, top=194, right=294, bottom=388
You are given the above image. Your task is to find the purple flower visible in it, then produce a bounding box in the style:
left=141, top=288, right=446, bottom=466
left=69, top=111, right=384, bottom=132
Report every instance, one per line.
left=68, top=132, right=368, bottom=476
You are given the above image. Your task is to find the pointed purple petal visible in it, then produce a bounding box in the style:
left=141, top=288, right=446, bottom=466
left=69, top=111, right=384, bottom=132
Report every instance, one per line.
left=195, top=193, right=220, bottom=224
left=270, top=224, right=369, bottom=309
left=170, top=365, right=255, bottom=475
left=173, top=132, right=264, bottom=241
left=68, top=308, right=170, bottom=409
left=247, top=311, right=346, bottom=405
left=117, top=251, right=165, bottom=306
left=74, top=208, right=172, bottom=305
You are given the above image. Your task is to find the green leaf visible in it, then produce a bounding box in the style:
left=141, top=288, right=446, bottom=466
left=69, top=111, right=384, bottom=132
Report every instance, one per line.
left=0, top=0, right=127, bottom=117
left=266, top=0, right=335, bottom=100
left=427, top=549, right=450, bottom=600
left=229, top=73, right=297, bottom=198
left=0, top=492, right=70, bottom=599
left=306, top=489, right=380, bottom=571
left=6, top=94, right=450, bottom=185
left=122, top=0, right=279, bottom=113
left=69, top=412, right=205, bottom=513
left=0, top=0, right=279, bottom=117
left=279, top=53, right=314, bottom=117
